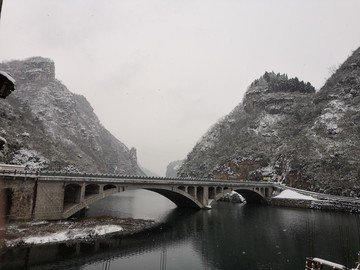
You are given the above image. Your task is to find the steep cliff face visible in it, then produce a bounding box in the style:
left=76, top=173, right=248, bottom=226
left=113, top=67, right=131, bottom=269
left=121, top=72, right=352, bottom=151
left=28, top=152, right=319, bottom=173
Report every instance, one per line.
left=165, top=160, right=183, bottom=177
left=301, top=47, right=360, bottom=195
left=0, top=57, right=144, bottom=175
left=179, top=47, right=360, bottom=196
left=179, top=72, right=315, bottom=182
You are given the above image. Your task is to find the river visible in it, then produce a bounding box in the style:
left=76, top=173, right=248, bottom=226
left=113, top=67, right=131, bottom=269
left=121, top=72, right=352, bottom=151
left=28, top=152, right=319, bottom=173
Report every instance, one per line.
left=1, top=189, right=360, bottom=270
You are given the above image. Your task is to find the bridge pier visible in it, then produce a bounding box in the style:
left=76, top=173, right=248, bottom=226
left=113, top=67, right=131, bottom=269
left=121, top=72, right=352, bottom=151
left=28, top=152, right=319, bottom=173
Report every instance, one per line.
left=80, top=183, right=86, bottom=201
left=33, top=181, right=64, bottom=220
left=0, top=176, right=36, bottom=221
left=203, top=187, right=209, bottom=206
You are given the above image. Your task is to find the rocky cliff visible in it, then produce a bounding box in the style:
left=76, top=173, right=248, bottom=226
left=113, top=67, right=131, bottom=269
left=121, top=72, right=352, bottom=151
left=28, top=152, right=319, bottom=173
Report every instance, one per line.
left=0, top=57, right=144, bottom=175
left=165, top=160, right=183, bottom=177
left=178, top=47, right=360, bottom=197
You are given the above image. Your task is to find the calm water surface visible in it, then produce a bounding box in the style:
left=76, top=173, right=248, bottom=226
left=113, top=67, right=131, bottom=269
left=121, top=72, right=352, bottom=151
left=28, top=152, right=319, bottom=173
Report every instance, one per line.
left=1, top=190, right=360, bottom=270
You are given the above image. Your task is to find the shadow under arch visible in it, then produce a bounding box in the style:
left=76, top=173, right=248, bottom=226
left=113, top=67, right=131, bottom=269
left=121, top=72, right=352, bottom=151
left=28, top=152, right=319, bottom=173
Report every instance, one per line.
left=64, top=184, right=82, bottom=204
left=209, top=188, right=266, bottom=207
left=145, top=188, right=202, bottom=208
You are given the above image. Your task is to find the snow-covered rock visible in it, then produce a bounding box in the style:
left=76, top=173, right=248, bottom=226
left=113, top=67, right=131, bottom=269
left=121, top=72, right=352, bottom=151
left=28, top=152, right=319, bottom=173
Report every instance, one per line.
left=7, top=225, right=123, bottom=246
left=274, top=190, right=317, bottom=200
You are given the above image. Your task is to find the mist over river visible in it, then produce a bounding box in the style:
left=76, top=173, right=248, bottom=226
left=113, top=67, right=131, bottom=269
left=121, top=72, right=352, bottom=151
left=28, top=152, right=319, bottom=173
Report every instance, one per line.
left=1, top=190, right=360, bottom=270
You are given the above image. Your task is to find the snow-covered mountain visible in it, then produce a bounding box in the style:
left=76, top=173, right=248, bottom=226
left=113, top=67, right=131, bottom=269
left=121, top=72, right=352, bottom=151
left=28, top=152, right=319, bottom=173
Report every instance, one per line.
left=0, top=57, right=144, bottom=175
left=179, top=47, right=360, bottom=197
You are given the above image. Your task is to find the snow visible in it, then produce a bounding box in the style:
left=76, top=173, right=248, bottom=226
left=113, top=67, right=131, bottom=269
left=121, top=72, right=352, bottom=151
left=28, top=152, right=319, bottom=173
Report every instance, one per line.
left=173, top=165, right=180, bottom=170
left=0, top=71, right=16, bottom=84
left=197, top=129, right=219, bottom=151
left=197, top=115, right=235, bottom=152
left=0, top=136, right=7, bottom=144
left=249, top=113, right=284, bottom=136
left=21, top=131, right=30, bottom=138
left=30, top=221, right=49, bottom=226
left=313, top=258, right=346, bottom=269
left=11, top=148, right=49, bottom=170
left=205, top=199, right=213, bottom=209
left=315, top=100, right=347, bottom=134
left=275, top=189, right=317, bottom=200
left=7, top=225, right=123, bottom=246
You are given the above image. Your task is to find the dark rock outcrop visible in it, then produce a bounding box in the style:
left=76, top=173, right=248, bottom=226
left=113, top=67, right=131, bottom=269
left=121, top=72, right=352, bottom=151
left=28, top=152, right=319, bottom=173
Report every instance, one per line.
left=165, top=160, right=183, bottom=177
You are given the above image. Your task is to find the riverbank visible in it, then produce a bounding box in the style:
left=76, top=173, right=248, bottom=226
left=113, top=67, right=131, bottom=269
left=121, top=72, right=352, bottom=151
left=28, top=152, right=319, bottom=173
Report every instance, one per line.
left=2, top=190, right=359, bottom=250
left=270, top=197, right=360, bottom=213
left=2, top=216, right=156, bottom=249
left=270, top=189, right=360, bottom=213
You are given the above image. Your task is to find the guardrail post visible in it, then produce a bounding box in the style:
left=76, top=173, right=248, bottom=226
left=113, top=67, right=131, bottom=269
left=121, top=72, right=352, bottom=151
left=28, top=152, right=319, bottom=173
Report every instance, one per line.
left=80, top=183, right=86, bottom=201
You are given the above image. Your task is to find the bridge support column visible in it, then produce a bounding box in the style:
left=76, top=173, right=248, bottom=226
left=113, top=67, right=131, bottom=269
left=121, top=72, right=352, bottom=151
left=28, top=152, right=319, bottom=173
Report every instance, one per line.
left=195, top=186, right=209, bottom=208
left=80, top=183, right=86, bottom=201
left=33, top=182, right=64, bottom=220
left=203, top=187, right=209, bottom=206
left=1, top=177, right=36, bottom=221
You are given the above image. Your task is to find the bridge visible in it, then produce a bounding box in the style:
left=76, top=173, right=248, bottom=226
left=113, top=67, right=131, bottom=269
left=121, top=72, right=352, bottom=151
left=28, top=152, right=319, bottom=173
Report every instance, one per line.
left=0, top=171, right=283, bottom=221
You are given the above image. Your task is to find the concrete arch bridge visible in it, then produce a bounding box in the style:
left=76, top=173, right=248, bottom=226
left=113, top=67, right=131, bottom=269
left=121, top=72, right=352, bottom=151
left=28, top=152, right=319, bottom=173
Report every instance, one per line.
left=1, top=171, right=283, bottom=221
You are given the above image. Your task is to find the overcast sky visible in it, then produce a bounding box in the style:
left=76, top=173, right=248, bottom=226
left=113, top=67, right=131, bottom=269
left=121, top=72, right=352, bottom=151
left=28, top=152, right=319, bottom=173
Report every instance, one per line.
left=1, top=0, right=360, bottom=175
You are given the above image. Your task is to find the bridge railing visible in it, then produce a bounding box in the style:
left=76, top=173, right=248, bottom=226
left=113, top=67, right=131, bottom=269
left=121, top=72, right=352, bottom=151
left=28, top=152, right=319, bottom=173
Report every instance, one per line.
left=0, top=170, right=38, bottom=176
left=38, top=171, right=224, bottom=182
left=0, top=169, right=282, bottom=189
left=37, top=171, right=280, bottom=185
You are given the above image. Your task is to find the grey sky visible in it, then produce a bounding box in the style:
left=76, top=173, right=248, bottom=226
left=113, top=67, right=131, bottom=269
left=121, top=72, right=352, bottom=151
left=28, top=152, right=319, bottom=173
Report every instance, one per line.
left=1, top=0, right=360, bottom=175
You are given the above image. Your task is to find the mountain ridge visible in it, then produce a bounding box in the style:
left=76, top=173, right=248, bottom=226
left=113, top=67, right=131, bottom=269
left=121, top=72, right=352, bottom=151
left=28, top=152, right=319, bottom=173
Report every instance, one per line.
left=0, top=57, right=144, bottom=175
left=178, top=47, right=360, bottom=196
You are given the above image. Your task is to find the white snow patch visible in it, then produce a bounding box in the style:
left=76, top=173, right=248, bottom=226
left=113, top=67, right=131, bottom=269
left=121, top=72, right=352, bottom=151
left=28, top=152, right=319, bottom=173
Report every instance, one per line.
left=11, top=149, right=49, bottom=170
left=21, top=132, right=30, bottom=138
left=228, top=191, right=246, bottom=202
left=173, top=165, right=180, bottom=170
left=30, top=221, right=49, bottom=226
left=206, top=200, right=213, bottom=209
left=275, top=189, right=317, bottom=200
left=0, top=136, right=7, bottom=144
left=315, top=100, right=347, bottom=134
left=197, top=130, right=219, bottom=151
left=249, top=113, right=284, bottom=136
left=8, top=225, right=123, bottom=246
left=260, top=165, right=273, bottom=175
left=93, top=225, right=123, bottom=235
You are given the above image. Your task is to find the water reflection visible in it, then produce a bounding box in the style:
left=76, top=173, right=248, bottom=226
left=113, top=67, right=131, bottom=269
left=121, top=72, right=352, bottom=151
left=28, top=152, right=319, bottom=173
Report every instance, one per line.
left=86, top=190, right=177, bottom=221
left=1, top=190, right=359, bottom=270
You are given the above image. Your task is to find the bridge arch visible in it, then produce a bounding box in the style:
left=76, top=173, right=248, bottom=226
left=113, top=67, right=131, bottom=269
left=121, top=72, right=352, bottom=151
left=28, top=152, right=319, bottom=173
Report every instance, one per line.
left=208, top=187, right=215, bottom=199
left=145, top=188, right=203, bottom=208
left=64, top=184, right=82, bottom=204
left=103, top=184, right=116, bottom=191
left=85, top=184, right=100, bottom=198
left=60, top=180, right=273, bottom=219
left=62, top=186, right=204, bottom=219
left=208, top=187, right=267, bottom=207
